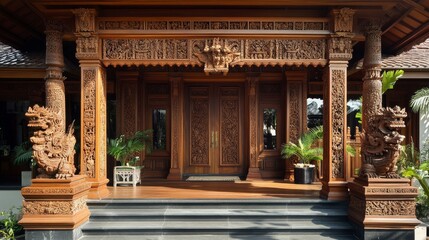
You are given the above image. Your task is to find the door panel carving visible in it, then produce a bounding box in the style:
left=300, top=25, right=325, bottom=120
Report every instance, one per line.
left=220, top=88, right=240, bottom=166
left=185, top=84, right=243, bottom=175
left=190, top=96, right=210, bottom=165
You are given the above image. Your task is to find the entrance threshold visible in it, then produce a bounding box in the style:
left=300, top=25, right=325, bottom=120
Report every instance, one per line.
left=106, top=180, right=321, bottom=199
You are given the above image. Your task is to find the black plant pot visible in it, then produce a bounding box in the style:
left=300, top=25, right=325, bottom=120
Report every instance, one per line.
left=294, top=167, right=315, bottom=184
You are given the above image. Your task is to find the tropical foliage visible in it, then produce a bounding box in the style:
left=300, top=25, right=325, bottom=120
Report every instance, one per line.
left=0, top=207, right=23, bottom=240
left=12, top=141, right=34, bottom=168
left=410, top=87, right=429, bottom=114
left=281, top=126, right=323, bottom=165
left=108, top=130, right=152, bottom=166
left=402, top=161, right=429, bottom=220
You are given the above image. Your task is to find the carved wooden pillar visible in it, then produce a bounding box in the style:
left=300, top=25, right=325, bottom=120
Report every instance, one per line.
left=348, top=19, right=420, bottom=240
left=284, top=71, right=307, bottom=181
left=246, top=74, right=262, bottom=179
left=320, top=8, right=354, bottom=200
left=45, top=20, right=66, bottom=126
left=361, top=20, right=383, bottom=131
left=167, top=75, right=184, bottom=180
left=73, top=8, right=109, bottom=199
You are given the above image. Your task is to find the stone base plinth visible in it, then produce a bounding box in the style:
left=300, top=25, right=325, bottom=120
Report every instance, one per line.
left=87, top=178, right=109, bottom=199
left=348, top=177, right=421, bottom=240
left=19, top=175, right=91, bottom=230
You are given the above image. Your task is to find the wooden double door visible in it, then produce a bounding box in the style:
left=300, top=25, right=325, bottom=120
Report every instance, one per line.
left=184, top=83, right=245, bottom=175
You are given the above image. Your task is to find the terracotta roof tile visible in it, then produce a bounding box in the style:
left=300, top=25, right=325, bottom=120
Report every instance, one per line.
left=382, top=38, right=429, bottom=70
left=0, top=42, right=45, bottom=68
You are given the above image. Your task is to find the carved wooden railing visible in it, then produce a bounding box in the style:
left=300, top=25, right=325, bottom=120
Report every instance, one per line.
left=315, top=126, right=361, bottom=181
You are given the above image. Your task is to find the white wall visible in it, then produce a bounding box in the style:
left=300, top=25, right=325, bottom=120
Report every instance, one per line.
left=0, top=190, right=22, bottom=213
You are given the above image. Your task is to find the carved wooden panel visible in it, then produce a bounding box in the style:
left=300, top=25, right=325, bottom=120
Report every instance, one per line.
left=98, top=19, right=329, bottom=32
left=82, top=69, right=96, bottom=178
left=331, top=69, right=345, bottom=179
left=220, top=88, right=240, bottom=166
left=119, top=80, right=138, bottom=137
left=189, top=88, right=210, bottom=166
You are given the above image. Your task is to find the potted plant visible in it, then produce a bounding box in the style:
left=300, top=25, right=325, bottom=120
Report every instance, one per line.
left=281, top=126, right=323, bottom=184
left=108, top=130, right=152, bottom=186
left=13, top=141, right=35, bottom=186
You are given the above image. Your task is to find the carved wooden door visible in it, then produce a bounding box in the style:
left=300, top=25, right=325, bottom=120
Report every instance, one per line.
left=185, top=84, right=243, bottom=175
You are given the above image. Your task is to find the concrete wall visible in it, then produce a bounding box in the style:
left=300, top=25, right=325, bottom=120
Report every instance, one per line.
left=0, top=190, right=22, bottom=213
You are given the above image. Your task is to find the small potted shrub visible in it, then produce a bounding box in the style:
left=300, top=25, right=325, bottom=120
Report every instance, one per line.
left=108, top=130, right=152, bottom=186
left=281, top=126, right=323, bottom=184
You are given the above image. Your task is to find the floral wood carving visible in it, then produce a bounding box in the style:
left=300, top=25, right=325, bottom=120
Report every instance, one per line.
left=360, top=106, right=407, bottom=178
left=220, top=89, right=240, bottom=165
left=194, top=38, right=240, bottom=75
left=23, top=196, right=87, bottom=215
left=331, top=70, right=346, bottom=178
left=190, top=91, right=210, bottom=165
left=26, top=105, right=76, bottom=179
left=82, top=69, right=96, bottom=178
left=328, top=37, right=352, bottom=60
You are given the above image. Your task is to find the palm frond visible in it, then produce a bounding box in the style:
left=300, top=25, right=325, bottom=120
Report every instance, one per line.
left=410, top=87, right=429, bottom=114
left=13, top=142, right=33, bottom=166
left=381, top=70, right=403, bottom=94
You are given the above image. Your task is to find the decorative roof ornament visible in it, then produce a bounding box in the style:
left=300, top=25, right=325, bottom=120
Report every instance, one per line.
left=194, top=38, right=240, bottom=75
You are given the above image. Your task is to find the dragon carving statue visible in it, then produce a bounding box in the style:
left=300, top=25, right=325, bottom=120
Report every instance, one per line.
left=360, top=106, right=407, bottom=178
left=25, top=104, right=76, bottom=179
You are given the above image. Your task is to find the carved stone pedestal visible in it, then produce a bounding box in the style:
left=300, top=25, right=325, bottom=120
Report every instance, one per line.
left=20, top=175, right=91, bottom=240
left=348, top=177, right=420, bottom=240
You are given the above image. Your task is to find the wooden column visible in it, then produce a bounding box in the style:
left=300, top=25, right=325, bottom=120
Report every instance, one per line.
left=167, top=75, right=184, bottom=180
left=284, top=71, right=307, bottom=181
left=44, top=20, right=66, bottom=126
left=246, top=74, right=262, bottom=179
left=320, top=8, right=354, bottom=200
left=73, top=9, right=109, bottom=199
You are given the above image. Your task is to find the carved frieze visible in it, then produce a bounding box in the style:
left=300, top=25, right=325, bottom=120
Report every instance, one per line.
left=331, top=69, right=345, bottom=179
left=23, top=196, right=87, bottom=215
left=82, top=69, right=96, bottom=178
left=98, top=19, right=328, bottom=32
left=102, top=38, right=326, bottom=69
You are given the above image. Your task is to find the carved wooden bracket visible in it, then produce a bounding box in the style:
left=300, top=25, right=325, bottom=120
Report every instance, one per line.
left=194, top=38, right=240, bottom=75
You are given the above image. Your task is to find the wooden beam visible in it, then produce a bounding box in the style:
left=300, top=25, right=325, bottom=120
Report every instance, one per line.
left=0, top=6, right=44, bottom=41
left=0, top=25, right=26, bottom=49
left=402, top=0, right=429, bottom=18
left=391, top=20, right=429, bottom=53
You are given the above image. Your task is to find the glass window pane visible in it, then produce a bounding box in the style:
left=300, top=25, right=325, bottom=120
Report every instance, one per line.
left=263, top=108, right=277, bottom=150
left=152, top=109, right=167, bottom=150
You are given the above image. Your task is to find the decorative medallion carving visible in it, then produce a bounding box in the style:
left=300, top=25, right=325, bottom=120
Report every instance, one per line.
left=220, top=89, right=240, bottom=165
left=25, top=105, right=77, bottom=179
left=332, top=8, right=355, bottom=33
left=328, top=37, right=352, bottom=60
left=331, top=69, right=345, bottom=179
left=98, top=19, right=328, bottom=32
left=82, top=69, right=96, bottom=178
left=194, top=38, right=240, bottom=75
left=102, top=38, right=327, bottom=68
left=190, top=94, right=209, bottom=165
left=72, top=8, right=96, bottom=35
left=23, top=196, right=87, bottom=215
left=360, top=106, right=407, bottom=178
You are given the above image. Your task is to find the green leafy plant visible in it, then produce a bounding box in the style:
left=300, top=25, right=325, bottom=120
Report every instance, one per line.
left=0, top=207, right=23, bottom=240
left=355, top=70, right=404, bottom=123
left=402, top=161, right=429, bottom=220
left=12, top=141, right=34, bottom=168
left=410, top=87, right=429, bottom=114
left=108, top=130, right=152, bottom=166
left=397, top=139, right=420, bottom=174
left=281, top=126, right=324, bottom=166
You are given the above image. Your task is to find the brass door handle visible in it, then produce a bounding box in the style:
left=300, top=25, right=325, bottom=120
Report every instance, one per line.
left=215, top=131, right=218, bottom=148
left=211, top=131, right=215, bottom=148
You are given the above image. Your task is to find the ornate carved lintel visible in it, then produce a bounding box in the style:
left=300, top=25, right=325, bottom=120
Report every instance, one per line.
left=194, top=38, right=240, bottom=75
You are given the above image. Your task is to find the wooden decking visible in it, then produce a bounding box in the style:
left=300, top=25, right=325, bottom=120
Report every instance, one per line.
left=105, top=180, right=322, bottom=199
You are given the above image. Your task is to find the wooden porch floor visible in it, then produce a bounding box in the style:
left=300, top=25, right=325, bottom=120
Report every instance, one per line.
left=105, top=180, right=322, bottom=199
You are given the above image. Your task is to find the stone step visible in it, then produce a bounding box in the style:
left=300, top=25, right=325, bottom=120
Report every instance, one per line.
left=80, top=234, right=356, bottom=240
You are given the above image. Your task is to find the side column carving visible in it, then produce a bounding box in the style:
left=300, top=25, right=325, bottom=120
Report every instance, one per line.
left=246, top=74, right=261, bottom=179
left=168, top=75, right=184, bottom=180
left=73, top=8, right=109, bottom=199
left=45, top=20, right=66, bottom=126
left=320, top=8, right=354, bottom=200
